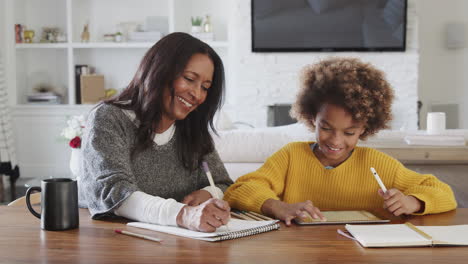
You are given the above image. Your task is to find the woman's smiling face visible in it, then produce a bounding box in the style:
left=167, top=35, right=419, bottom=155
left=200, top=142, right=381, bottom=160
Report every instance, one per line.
left=159, top=53, right=214, bottom=132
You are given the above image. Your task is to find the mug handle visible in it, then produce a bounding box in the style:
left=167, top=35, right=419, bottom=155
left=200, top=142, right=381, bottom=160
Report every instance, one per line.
left=26, top=186, right=41, bottom=219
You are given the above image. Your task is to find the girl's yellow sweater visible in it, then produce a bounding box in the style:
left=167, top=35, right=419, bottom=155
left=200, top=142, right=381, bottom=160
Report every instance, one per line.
left=224, top=142, right=457, bottom=215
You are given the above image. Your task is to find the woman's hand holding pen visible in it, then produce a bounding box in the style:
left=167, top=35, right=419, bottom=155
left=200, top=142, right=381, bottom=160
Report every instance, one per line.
left=261, top=199, right=325, bottom=226
left=182, top=190, right=212, bottom=206
left=378, top=188, right=423, bottom=216
left=176, top=198, right=231, bottom=232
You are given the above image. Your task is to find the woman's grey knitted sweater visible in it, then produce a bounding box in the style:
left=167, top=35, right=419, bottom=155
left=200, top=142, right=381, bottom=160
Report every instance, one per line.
left=78, top=104, right=233, bottom=219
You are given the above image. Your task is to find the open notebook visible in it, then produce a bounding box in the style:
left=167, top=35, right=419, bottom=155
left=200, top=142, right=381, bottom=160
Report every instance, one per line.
left=127, top=218, right=280, bottom=242
left=345, top=223, right=468, bottom=247
left=295, top=210, right=389, bottom=225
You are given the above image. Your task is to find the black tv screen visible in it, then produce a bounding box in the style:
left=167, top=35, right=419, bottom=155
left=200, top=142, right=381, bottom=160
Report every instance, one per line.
left=252, top=0, right=407, bottom=52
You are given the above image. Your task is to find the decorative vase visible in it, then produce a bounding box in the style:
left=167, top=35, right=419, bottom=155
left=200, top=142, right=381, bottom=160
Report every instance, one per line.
left=191, top=26, right=202, bottom=33
left=203, top=15, right=212, bottom=33
left=69, top=148, right=82, bottom=178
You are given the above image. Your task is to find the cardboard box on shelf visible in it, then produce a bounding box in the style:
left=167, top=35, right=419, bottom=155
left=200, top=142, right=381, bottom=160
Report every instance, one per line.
left=80, top=75, right=105, bottom=104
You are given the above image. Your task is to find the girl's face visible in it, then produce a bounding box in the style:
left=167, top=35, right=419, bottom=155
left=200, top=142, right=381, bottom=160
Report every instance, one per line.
left=160, top=53, right=214, bottom=132
left=313, top=103, right=365, bottom=167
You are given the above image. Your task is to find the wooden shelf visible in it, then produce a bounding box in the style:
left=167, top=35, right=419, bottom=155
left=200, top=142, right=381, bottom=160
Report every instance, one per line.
left=12, top=104, right=94, bottom=116
left=15, top=43, right=68, bottom=49
left=72, top=41, right=228, bottom=49
left=71, top=42, right=154, bottom=49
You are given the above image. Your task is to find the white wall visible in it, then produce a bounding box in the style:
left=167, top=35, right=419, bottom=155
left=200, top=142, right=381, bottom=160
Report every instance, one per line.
left=417, top=0, right=468, bottom=129
left=223, top=0, right=419, bottom=130
left=0, top=0, right=6, bottom=57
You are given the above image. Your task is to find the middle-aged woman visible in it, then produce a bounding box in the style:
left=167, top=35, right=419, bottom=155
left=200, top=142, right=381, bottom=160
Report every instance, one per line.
left=79, top=32, right=233, bottom=232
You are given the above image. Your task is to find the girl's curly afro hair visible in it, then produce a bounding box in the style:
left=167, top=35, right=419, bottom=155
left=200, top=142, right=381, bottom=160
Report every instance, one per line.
left=291, top=57, right=394, bottom=140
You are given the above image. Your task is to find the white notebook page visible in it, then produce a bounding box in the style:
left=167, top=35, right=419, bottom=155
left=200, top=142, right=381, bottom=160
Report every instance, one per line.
left=418, top=225, right=468, bottom=245
left=345, top=224, right=431, bottom=247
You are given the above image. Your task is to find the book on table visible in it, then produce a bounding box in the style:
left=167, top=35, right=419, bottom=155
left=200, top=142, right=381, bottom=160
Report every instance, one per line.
left=127, top=218, right=280, bottom=242
left=295, top=210, right=389, bottom=225
left=345, top=223, right=468, bottom=247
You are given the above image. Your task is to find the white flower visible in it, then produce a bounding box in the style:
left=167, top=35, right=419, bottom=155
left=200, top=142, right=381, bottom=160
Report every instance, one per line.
left=61, top=127, right=78, bottom=139
left=61, top=115, right=86, bottom=140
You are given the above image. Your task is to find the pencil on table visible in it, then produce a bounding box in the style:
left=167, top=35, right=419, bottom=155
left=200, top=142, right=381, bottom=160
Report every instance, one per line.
left=115, top=229, right=162, bottom=243
left=231, top=210, right=273, bottom=221
left=231, top=211, right=254, bottom=221
left=243, top=212, right=265, bottom=221
left=247, top=211, right=275, bottom=221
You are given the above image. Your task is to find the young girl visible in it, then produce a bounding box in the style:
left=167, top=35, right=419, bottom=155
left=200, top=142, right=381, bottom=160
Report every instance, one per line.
left=224, top=57, right=457, bottom=226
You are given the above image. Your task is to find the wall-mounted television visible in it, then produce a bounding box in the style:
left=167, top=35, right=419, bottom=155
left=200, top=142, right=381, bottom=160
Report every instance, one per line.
left=252, top=0, right=407, bottom=52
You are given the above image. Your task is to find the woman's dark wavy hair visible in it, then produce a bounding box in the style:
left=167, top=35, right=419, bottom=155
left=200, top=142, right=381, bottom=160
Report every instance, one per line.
left=291, top=57, right=394, bottom=140
left=105, top=32, right=225, bottom=170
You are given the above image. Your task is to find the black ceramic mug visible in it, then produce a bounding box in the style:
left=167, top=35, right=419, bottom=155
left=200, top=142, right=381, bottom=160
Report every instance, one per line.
left=26, top=178, right=79, bottom=231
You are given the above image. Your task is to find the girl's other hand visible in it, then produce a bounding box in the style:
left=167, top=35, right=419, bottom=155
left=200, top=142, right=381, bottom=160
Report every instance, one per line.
left=261, top=199, right=325, bottom=226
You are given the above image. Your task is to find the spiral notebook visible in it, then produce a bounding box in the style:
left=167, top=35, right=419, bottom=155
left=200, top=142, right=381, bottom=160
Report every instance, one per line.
left=127, top=218, right=280, bottom=242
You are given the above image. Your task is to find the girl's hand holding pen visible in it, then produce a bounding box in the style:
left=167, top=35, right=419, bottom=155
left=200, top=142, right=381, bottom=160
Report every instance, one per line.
left=176, top=198, right=231, bottom=232
left=378, top=188, right=423, bottom=216
left=261, top=199, right=326, bottom=226
left=372, top=168, right=423, bottom=216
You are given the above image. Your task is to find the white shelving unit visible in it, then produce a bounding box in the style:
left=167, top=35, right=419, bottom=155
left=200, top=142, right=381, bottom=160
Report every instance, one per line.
left=6, top=0, right=231, bottom=108
left=3, top=0, right=233, bottom=180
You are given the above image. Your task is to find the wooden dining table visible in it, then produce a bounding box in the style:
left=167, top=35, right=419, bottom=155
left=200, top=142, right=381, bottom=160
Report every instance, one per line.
left=0, top=207, right=467, bottom=264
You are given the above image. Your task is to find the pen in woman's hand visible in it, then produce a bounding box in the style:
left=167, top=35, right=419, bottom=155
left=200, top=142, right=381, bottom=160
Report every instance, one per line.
left=201, top=161, right=230, bottom=230
left=201, top=161, right=220, bottom=199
